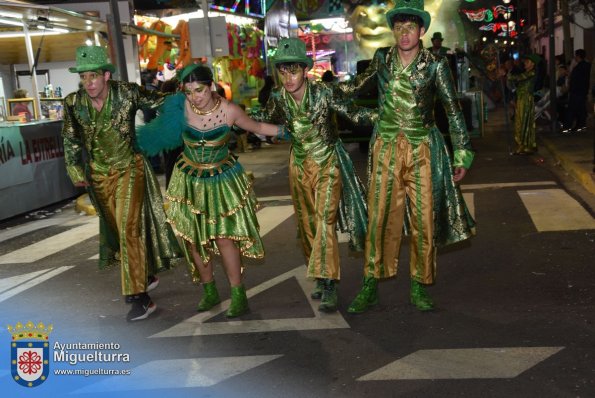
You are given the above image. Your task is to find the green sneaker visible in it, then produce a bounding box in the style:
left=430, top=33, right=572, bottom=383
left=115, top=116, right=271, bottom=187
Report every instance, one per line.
left=311, top=278, right=324, bottom=300
left=347, top=276, right=378, bottom=314
left=410, top=280, right=434, bottom=311
left=197, top=280, right=221, bottom=312
left=318, top=279, right=338, bottom=312
left=226, top=284, right=249, bottom=318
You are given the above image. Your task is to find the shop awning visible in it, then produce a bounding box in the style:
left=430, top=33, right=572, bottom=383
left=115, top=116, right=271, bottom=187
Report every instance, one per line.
left=0, top=0, right=179, bottom=65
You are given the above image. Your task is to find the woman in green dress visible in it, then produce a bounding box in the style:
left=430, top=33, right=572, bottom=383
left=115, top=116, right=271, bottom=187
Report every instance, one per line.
left=138, top=64, right=280, bottom=317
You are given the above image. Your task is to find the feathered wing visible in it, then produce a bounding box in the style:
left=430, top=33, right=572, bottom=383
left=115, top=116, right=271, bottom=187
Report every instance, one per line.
left=136, top=93, right=186, bottom=156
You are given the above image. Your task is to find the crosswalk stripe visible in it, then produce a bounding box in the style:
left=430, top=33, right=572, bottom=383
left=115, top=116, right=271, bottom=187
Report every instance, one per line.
left=357, top=347, right=564, bottom=380
left=74, top=355, right=283, bottom=392
left=0, top=269, right=50, bottom=294
left=518, top=189, right=595, bottom=231
left=0, top=219, right=61, bottom=244
left=151, top=266, right=350, bottom=338
left=256, top=205, right=294, bottom=236
left=258, top=195, right=293, bottom=202
left=461, top=181, right=557, bottom=190
left=0, top=219, right=98, bottom=265
left=0, top=266, right=74, bottom=303
left=462, top=192, right=475, bottom=220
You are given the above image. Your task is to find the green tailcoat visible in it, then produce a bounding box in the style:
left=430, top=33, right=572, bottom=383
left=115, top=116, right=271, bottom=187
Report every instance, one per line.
left=62, top=81, right=179, bottom=270
left=344, top=47, right=475, bottom=247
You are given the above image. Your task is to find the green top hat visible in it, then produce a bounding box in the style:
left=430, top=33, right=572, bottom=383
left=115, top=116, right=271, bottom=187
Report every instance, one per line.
left=523, top=54, right=541, bottom=65
left=272, top=38, right=313, bottom=69
left=69, top=46, right=115, bottom=73
left=386, top=0, right=432, bottom=31
left=431, top=32, right=444, bottom=41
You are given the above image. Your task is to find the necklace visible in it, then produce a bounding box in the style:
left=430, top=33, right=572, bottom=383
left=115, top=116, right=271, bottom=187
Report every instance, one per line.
left=190, top=97, right=221, bottom=116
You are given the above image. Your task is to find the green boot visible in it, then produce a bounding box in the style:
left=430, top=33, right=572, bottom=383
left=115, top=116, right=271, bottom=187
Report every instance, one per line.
left=347, top=276, right=378, bottom=314
left=318, top=279, right=338, bottom=312
left=311, top=278, right=324, bottom=300
left=410, top=280, right=434, bottom=311
left=226, top=284, right=249, bottom=318
left=197, top=280, right=221, bottom=312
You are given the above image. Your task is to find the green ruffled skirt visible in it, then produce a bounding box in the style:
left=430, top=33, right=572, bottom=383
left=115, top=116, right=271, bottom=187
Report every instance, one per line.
left=165, top=158, right=264, bottom=278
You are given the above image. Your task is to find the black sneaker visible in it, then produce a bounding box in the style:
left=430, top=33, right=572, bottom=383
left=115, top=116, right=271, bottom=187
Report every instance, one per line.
left=147, top=275, right=159, bottom=292
left=126, top=293, right=156, bottom=321
left=124, top=276, right=159, bottom=303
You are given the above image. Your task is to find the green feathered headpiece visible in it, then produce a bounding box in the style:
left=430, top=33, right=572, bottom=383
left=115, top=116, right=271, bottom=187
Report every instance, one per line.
left=177, top=64, right=213, bottom=83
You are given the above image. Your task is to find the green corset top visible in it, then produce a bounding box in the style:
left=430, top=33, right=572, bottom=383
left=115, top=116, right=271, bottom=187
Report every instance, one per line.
left=179, top=124, right=236, bottom=177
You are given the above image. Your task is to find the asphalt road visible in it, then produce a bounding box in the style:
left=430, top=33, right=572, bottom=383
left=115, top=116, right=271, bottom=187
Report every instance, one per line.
left=1, top=133, right=594, bottom=398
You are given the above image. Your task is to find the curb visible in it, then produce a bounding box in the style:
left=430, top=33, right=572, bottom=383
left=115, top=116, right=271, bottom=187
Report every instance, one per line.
left=75, top=194, right=96, bottom=216
left=541, top=138, right=595, bottom=196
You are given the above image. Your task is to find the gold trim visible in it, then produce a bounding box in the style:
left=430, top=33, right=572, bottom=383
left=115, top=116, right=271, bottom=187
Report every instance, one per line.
left=165, top=177, right=258, bottom=221
left=167, top=219, right=264, bottom=266
left=184, top=134, right=230, bottom=148
left=177, top=152, right=235, bottom=177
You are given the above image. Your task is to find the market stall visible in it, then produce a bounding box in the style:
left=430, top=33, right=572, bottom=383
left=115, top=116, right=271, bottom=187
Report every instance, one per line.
left=0, top=0, right=171, bottom=220
left=134, top=7, right=266, bottom=106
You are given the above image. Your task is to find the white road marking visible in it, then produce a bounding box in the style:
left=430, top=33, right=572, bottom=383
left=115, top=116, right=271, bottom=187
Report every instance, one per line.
left=0, top=269, right=50, bottom=294
left=0, top=266, right=75, bottom=303
left=461, top=181, right=556, bottom=191
left=463, top=192, right=475, bottom=220
left=150, top=266, right=350, bottom=338
left=357, top=347, right=564, bottom=380
left=0, top=219, right=60, bottom=244
left=518, top=189, right=595, bottom=231
left=0, top=219, right=99, bottom=264
left=256, top=205, right=294, bottom=236
left=74, top=355, right=283, bottom=392
left=258, top=195, right=292, bottom=202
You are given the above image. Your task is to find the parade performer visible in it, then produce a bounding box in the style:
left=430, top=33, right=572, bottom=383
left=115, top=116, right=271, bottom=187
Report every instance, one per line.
left=62, top=46, right=179, bottom=321
left=255, top=38, right=377, bottom=313
left=508, top=54, right=540, bottom=154
left=342, top=0, right=475, bottom=313
left=137, top=64, right=279, bottom=318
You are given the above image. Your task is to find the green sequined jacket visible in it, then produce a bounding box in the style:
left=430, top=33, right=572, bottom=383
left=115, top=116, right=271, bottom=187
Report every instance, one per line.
left=343, top=46, right=474, bottom=169
left=255, top=80, right=378, bottom=251
left=62, top=80, right=164, bottom=183
left=261, top=80, right=377, bottom=146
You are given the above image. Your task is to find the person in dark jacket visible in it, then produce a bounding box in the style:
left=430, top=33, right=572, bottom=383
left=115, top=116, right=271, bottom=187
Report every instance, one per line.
left=563, top=49, right=591, bottom=133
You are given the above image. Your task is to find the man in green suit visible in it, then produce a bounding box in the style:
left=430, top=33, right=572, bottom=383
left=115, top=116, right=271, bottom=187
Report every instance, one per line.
left=257, top=38, right=376, bottom=313
left=345, top=0, right=475, bottom=313
left=62, top=46, right=179, bottom=321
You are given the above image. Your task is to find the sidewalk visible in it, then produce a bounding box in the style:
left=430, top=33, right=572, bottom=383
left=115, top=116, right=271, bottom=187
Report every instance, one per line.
left=538, top=118, right=595, bottom=196
left=482, top=105, right=595, bottom=196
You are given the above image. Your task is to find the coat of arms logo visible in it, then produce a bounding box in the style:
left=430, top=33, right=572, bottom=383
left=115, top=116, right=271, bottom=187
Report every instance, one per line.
left=8, top=321, right=53, bottom=387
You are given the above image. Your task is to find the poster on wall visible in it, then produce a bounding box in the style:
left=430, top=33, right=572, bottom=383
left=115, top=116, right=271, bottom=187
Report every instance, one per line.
left=0, top=126, right=34, bottom=190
